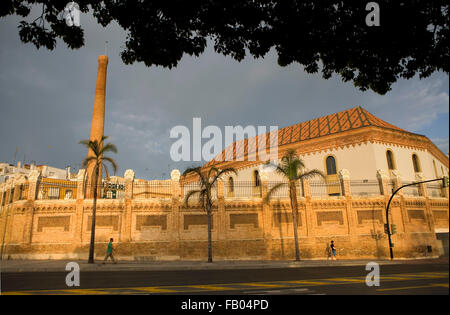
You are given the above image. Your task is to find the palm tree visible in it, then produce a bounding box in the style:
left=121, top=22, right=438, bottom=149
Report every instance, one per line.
left=80, top=136, right=118, bottom=264
left=264, top=149, right=324, bottom=261
left=182, top=166, right=236, bottom=263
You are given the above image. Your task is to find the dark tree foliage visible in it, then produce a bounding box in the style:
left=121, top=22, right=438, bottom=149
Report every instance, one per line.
left=1, top=0, right=448, bottom=94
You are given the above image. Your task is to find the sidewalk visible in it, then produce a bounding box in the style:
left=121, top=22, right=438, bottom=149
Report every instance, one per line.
left=1, top=257, right=447, bottom=273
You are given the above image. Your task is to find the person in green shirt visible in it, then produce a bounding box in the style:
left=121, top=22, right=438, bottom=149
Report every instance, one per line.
left=103, top=238, right=117, bottom=264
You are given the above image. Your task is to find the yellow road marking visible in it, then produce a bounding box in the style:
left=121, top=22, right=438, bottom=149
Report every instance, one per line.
left=60, top=289, right=110, bottom=295
left=1, top=291, right=34, bottom=295
left=377, top=283, right=449, bottom=292
left=3, top=271, right=448, bottom=295
left=432, top=283, right=449, bottom=288
left=240, top=283, right=284, bottom=288
left=380, top=276, right=414, bottom=281
left=188, top=285, right=235, bottom=291
left=326, top=278, right=367, bottom=283
left=131, top=287, right=177, bottom=293
left=282, top=280, right=329, bottom=286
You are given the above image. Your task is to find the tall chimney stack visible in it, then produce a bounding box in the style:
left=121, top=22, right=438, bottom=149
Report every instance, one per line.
left=86, top=55, right=108, bottom=197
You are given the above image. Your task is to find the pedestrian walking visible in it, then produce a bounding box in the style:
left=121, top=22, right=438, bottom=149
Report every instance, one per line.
left=103, top=238, right=117, bottom=264
left=330, top=240, right=337, bottom=260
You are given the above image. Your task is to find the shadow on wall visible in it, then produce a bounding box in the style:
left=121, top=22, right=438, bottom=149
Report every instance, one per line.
left=371, top=204, right=385, bottom=259
left=436, top=233, right=449, bottom=257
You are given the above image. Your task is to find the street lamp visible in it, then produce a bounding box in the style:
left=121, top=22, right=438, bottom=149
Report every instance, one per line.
left=385, top=177, right=447, bottom=260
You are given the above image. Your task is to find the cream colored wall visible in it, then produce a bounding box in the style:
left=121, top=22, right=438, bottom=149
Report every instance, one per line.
left=230, top=142, right=448, bottom=183
left=233, top=143, right=379, bottom=182
left=371, top=143, right=449, bottom=182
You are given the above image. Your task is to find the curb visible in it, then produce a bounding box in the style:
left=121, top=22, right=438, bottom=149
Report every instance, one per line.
left=0, top=260, right=410, bottom=273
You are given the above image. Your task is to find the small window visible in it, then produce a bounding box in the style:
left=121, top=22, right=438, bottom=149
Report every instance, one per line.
left=386, top=150, right=395, bottom=170
left=254, top=170, right=260, bottom=187
left=64, top=190, right=73, bottom=200
left=326, top=156, right=337, bottom=175
left=412, top=154, right=421, bottom=173
left=228, top=177, right=234, bottom=193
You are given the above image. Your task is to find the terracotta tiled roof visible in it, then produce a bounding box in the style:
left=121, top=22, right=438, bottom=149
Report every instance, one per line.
left=205, top=106, right=407, bottom=167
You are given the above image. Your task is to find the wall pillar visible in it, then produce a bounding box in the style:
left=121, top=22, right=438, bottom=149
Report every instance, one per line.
left=415, top=173, right=428, bottom=198
left=23, top=171, right=40, bottom=245
left=377, top=169, right=390, bottom=196
left=339, top=169, right=351, bottom=197
left=302, top=179, right=314, bottom=237
left=120, top=169, right=134, bottom=243
left=441, top=176, right=449, bottom=198
left=390, top=171, right=409, bottom=233
left=216, top=178, right=226, bottom=240
left=170, top=169, right=181, bottom=256
left=260, top=173, right=272, bottom=259
left=391, top=170, right=403, bottom=196
left=73, top=169, right=86, bottom=246
left=339, top=169, right=356, bottom=236
left=0, top=182, right=14, bottom=259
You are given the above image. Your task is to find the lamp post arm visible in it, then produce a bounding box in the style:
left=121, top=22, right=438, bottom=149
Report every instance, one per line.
left=385, top=177, right=444, bottom=260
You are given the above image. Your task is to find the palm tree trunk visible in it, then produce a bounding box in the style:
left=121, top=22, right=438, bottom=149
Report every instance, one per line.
left=207, top=201, right=213, bottom=263
left=88, top=166, right=99, bottom=264
left=289, top=181, right=300, bottom=261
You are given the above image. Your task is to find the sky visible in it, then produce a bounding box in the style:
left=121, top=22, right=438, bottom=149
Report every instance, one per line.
left=0, top=9, right=448, bottom=180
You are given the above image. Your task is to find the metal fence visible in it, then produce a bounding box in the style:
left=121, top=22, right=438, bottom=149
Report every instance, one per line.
left=133, top=181, right=171, bottom=199
left=265, top=181, right=304, bottom=199
left=183, top=181, right=217, bottom=202
left=85, top=182, right=125, bottom=199
left=310, top=180, right=342, bottom=198
left=350, top=180, right=382, bottom=197
left=402, top=181, right=421, bottom=197
left=427, top=183, right=444, bottom=198
left=225, top=181, right=261, bottom=199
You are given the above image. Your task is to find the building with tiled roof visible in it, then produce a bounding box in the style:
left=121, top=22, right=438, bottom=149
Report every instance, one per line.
left=195, top=106, right=448, bottom=196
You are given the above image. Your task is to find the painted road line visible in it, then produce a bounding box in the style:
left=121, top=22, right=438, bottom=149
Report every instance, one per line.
left=325, top=277, right=367, bottom=283
left=131, top=287, right=178, bottom=293
left=376, top=283, right=449, bottom=292
left=239, top=282, right=286, bottom=288
left=60, top=289, right=110, bottom=295
left=379, top=276, right=418, bottom=281
left=2, top=291, right=34, bottom=295
left=187, top=285, right=236, bottom=291
left=282, top=280, right=330, bottom=286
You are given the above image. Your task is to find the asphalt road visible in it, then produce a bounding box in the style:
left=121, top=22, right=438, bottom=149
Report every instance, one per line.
left=1, top=263, right=448, bottom=295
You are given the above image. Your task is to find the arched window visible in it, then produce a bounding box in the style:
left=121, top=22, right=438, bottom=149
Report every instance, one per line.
left=228, top=177, right=234, bottom=193
left=254, top=170, right=260, bottom=187
left=386, top=150, right=396, bottom=170
left=433, top=160, right=438, bottom=178
left=326, top=156, right=337, bottom=175
left=412, top=154, right=421, bottom=173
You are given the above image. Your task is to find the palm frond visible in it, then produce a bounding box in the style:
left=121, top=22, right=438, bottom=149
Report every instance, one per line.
left=102, top=156, right=118, bottom=175
left=184, top=189, right=202, bottom=207
left=211, top=167, right=237, bottom=186
left=297, top=169, right=325, bottom=181
left=81, top=156, right=98, bottom=169
left=264, top=182, right=287, bottom=204
left=100, top=143, right=118, bottom=155
left=182, top=167, right=207, bottom=186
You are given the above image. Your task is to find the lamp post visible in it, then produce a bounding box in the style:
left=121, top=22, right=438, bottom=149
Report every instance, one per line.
left=385, top=177, right=447, bottom=260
